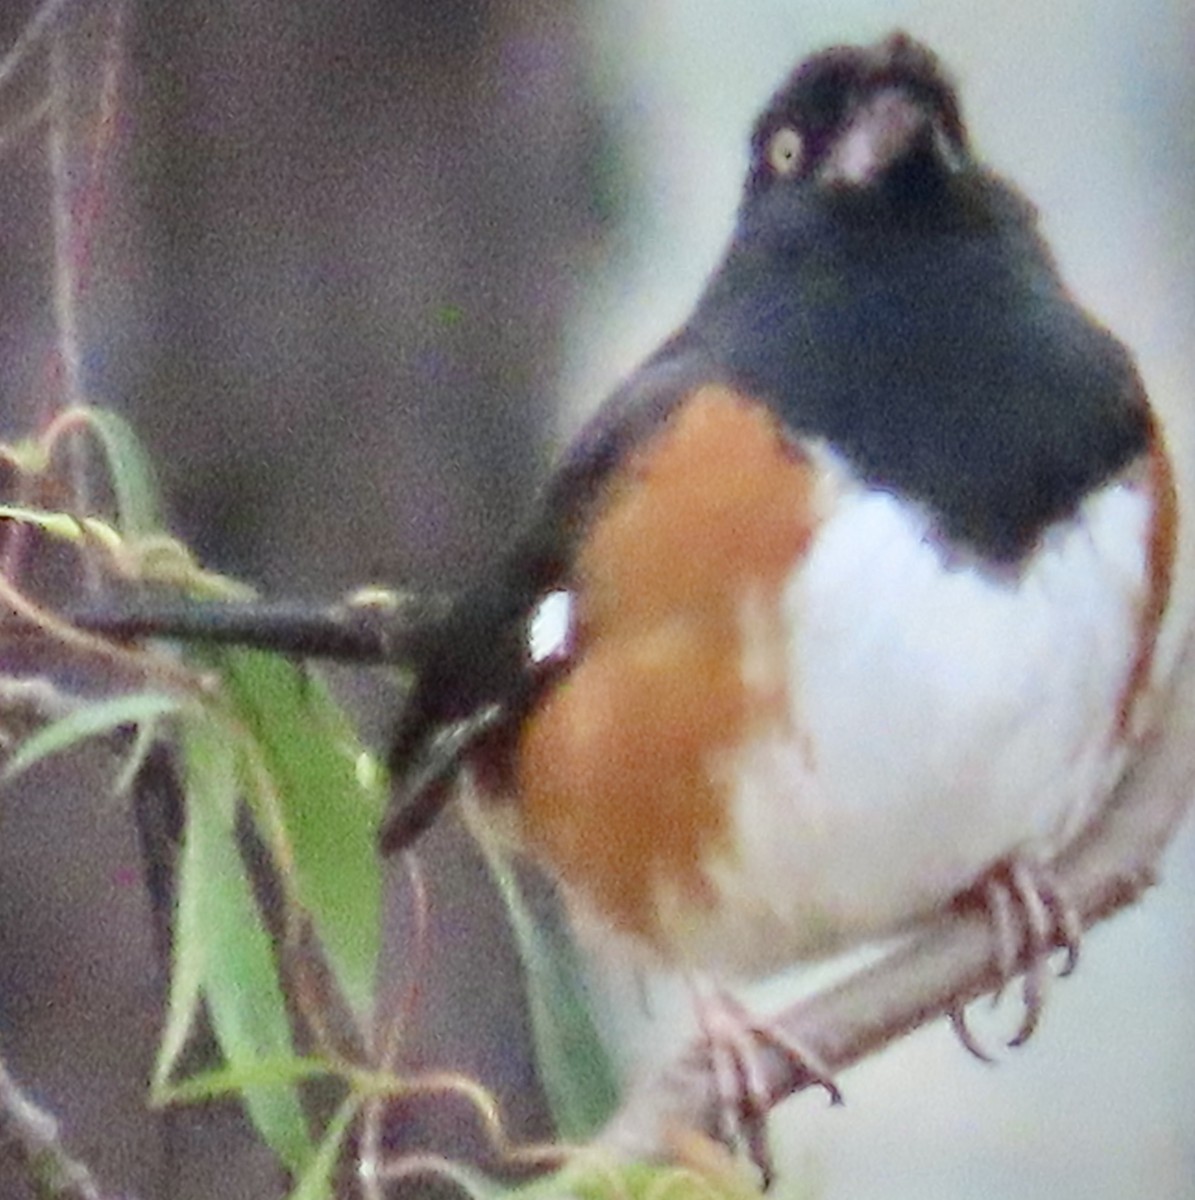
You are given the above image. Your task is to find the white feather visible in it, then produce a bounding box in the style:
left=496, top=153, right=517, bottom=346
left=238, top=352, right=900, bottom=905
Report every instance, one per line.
left=661, top=456, right=1152, bottom=976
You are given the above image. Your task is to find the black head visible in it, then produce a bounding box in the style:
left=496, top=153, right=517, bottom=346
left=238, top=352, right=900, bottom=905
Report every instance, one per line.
left=742, top=33, right=983, bottom=235
left=692, top=31, right=1147, bottom=565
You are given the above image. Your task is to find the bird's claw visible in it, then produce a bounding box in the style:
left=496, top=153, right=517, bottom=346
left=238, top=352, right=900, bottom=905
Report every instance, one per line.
left=950, top=856, right=1082, bottom=1059
left=694, top=986, right=842, bottom=1188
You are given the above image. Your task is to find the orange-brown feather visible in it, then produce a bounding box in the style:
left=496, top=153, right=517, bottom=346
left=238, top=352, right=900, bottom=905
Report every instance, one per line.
left=1116, top=426, right=1178, bottom=737
left=516, top=386, right=820, bottom=951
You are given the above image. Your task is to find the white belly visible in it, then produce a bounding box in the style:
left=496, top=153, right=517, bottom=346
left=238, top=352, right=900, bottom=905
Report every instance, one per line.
left=671, top=462, right=1151, bottom=976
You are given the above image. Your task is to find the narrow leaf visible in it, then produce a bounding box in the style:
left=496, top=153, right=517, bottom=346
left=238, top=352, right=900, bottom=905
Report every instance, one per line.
left=153, top=711, right=235, bottom=1094
left=2, top=691, right=181, bottom=782
left=0, top=503, right=85, bottom=539
left=75, top=406, right=165, bottom=536
left=174, top=713, right=314, bottom=1175
left=157, top=1056, right=331, bottom=1105
left=475, top=828, right=620, bottom=1139
left=215, top=648, right=384, bottom=1020
left=287, top=1096, right=360, bottom=1200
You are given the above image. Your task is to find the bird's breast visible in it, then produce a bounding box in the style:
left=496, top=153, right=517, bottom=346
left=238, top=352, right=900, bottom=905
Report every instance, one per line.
left=512, top=386, right=1170, bottom=978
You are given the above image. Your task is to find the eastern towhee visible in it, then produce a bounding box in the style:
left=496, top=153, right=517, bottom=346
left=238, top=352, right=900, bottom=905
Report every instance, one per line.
left=70, top=30, right=1179, bottom=1175
left=383, top=32, right=1174, bottom=972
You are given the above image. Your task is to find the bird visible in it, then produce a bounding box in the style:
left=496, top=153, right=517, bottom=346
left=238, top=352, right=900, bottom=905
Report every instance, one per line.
left=382, top=31, right=1174, bottom=960
left=373, top=29, right=1177, bottom=1162
left=67, top=30, right=1177, bottom=1181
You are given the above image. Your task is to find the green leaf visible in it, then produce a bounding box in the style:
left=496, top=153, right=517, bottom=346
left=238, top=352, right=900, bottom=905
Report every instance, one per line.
left=157, top=1055, right=332, bottom=1105
left=214, top=648, right=384, bottom=1021
left=154, top=710, right=234, bottom=1093
left=2, top=692, right=182, bottom=782
left=508, top=1159, right=765, bottom=1200
left=167, top=712, right=314, bottom=1176
left=0, top=503, right=85, bottom=540
left=75, top=406, right=165, bottom=537
left=474, top=827, right=620, bottom=1140
left=287, top=1096, right=359, bottom=1200
left=111, top=718, right=162, bottom=796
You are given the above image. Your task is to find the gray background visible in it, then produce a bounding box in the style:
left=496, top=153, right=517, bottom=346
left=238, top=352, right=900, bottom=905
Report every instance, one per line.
left=0, top=2, right=1192, bottom=1197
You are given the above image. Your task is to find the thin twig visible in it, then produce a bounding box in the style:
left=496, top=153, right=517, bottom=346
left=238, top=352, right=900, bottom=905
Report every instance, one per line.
left=46, top=20, right=101, bottom=599
left=72, top=0, right=127, bottom=301
left=0, top=0, right=77, bottom=98
left=0, top=1053, right=132, bottom=1200
left=0, top=570, right=208, bottom=693
left=360, top=852, right=433, bottom=1200
left=48, top=24, right=83, bottom=409
left=0, top=674, right=92, bottom=745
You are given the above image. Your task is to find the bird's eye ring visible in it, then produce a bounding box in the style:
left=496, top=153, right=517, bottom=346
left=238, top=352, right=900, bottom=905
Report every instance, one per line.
left=766, top=126, right=804, bottom=176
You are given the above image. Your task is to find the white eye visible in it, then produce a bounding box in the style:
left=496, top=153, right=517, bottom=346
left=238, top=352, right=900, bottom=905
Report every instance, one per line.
left=767, top=125, right=804, bottom=176
left=528, top=589, right=574, bottom=665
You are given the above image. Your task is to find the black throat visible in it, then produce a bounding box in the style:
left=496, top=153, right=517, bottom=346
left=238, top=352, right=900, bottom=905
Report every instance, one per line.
left=687, top=174, right=1149, bottom=563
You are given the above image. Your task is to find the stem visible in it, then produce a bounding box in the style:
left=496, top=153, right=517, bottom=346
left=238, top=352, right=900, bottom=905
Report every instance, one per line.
left=0, top=1053, right=131, bottom=1200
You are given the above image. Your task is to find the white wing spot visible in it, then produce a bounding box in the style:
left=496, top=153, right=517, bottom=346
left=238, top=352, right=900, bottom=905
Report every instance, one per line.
left=528, top=589, right=574, bottom=665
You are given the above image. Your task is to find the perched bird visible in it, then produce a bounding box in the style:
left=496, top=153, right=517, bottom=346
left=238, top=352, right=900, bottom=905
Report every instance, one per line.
left=374, top=33, right=1178, bottom=1157
left=383, top=31, right=1174, bottom=977
left=70, top=30, right=1177, bottom=1178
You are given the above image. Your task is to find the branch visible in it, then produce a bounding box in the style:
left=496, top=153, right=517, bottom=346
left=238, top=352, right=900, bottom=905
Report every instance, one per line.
left=0, top=1053, right=133, bottom=1200
left=598, top=627, right=1195, bottom=1166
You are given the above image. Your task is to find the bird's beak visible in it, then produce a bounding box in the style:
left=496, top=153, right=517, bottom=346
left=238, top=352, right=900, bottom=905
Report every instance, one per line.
left=818, top=87, right=962, bottom=189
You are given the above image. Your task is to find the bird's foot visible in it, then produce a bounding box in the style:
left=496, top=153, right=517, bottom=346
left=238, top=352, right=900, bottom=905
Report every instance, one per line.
left=692, top=985, right=842, bottom=1188
left=948, top=856, right=1082, bottom=1060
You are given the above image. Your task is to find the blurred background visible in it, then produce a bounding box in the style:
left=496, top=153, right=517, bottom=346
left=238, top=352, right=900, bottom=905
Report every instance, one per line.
left=0, top=1, right=1192, bottom=1197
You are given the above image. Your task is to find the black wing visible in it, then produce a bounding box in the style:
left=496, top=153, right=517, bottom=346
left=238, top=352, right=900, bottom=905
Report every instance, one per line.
left=379, top=337, right=717, bottom=852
